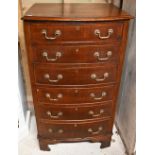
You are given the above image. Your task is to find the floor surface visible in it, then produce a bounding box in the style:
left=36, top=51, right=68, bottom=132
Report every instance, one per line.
left=19, top=115, right=127, bottom=155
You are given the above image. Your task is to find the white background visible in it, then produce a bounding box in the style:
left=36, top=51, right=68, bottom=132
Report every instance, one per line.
left=0, top=0, right=155, bottom=154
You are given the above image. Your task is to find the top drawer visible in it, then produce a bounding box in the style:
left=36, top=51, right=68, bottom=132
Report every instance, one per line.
left=30, top=22, right=123, bottom=44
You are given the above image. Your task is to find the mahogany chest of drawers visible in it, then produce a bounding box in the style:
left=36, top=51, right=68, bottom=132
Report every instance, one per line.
left=23, top=3, right=132, bottom=151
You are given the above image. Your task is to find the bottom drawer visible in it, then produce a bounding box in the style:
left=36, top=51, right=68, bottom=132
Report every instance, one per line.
left=38, top=119, right=112, bottom=139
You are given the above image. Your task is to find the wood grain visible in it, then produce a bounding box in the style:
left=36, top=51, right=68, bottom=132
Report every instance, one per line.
left=34, top=64, right=117, bottom=86
left=35, top=84, right=116, bottom=104
left=38, top=118, right=112, bottom=139
left=30, top=21, right=123, bottom=44
left=31, top=44, right=120, bottom=64
left=37, top=101, right=112, bottom=120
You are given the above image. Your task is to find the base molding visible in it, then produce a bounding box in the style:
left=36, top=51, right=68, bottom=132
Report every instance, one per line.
left=38, top=135, right=112, bottom=151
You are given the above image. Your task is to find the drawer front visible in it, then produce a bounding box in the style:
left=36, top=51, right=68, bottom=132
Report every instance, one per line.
left=38, top=119, right=112, bottom=139
left=36, top=85, right=115, bottom=104
left=37, top=101, right=112, bottom=121
left=32, top=45, right=119, bottom=64
left=30, top=22, right=123, bottom=44
left=34, top=65, right=117, bottom=85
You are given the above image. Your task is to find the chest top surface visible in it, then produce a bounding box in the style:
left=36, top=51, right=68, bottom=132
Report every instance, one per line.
left=23, top=3, right=132, bottom=22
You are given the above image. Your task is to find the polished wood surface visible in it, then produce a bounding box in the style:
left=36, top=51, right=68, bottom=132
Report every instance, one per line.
left=34, top=64, right=117, bottom=86
left=23, top=3, right=133, bottom=21
left=37, top=101, right=112, bottom=121
left=30, top=22, right=123, bottom=44
left=36, top=85, right=115, bottom=104
left=38, top=119, right=112, bottom=139
left=23, top=3, right=132, bottom=151
left=32, top=44, right=120, bottom=64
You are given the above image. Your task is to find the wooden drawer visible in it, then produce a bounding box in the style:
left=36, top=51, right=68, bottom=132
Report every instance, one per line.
left=37, top=101, right=112, bottom=121
left=35, top=85, right=115, bottom=104
left=38, top=119, right=112, bottom=139
left=30, top=22, right=123, bottom=44
left=32, top=45, right=120, bottom=64
left=34, top=64, right=117, bottom=86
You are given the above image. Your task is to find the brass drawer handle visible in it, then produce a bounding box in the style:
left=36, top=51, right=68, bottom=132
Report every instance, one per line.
left=48, top=128, right=64, bottom=134
left=44, top=73, right=63, bottom=83
left=46, top=111, right=63, bottom=119
left=48, top=128, right=53, bottom=133
left=94, top=51, right=112, bottom=61
left=58, top=129, right=64, bottom=134
left=90, top=91, right=107, bottom=100
left=42, top=51, right=62, bottom=62
left=88, top=126, right=103, bottom=135
left=41, top=29, right=61, bottom=40
left=45, top=93, right=63, bottom=101
left=88, top=109, right=105, bottom=117
left=94, top=29, right=113, bottom=40
left=91, top=73, right=109, bottom=82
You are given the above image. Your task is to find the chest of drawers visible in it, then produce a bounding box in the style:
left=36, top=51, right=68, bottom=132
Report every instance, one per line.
left=23, top=3, right=132, bottom=151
